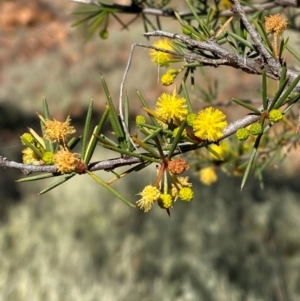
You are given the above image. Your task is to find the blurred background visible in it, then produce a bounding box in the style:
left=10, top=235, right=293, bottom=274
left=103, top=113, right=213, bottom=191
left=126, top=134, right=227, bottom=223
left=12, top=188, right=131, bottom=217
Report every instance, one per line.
left=0, top=1, right=300, bottom=300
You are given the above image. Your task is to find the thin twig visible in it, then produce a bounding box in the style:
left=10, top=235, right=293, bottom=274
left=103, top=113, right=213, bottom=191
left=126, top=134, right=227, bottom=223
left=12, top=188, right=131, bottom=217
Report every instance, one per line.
left=232, top=0, right=275, bottom=63
left=143, top=30, right=300, bottom=87
left=119, top=43, right=151, bottom=151
left=0, top=112, right=261, bottom=174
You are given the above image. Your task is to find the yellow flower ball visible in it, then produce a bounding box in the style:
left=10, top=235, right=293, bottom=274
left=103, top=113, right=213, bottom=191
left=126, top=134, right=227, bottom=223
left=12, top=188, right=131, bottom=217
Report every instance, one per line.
left=179, top=187, right=194, bottom=202
left=136, top=185, right=161, bottom=212
left=193, top=107, right=227, bottom=141
left=149, top=39, right=176, bottom=67
left=158, top=194, right=173, bottom=209
left=199, top=167, right=217, bottom=186
left=155, top=88, right=188, bottom=124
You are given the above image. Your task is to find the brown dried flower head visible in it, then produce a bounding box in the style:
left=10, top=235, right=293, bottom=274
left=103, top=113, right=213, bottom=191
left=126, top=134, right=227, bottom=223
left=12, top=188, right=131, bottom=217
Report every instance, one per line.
left=167, top=158, right=189, bottom=175
left=44, top=116, right=76, bottom=143
left=53, top=149, right=79, bottom=174
left=265, top=14, right=287, bottom=36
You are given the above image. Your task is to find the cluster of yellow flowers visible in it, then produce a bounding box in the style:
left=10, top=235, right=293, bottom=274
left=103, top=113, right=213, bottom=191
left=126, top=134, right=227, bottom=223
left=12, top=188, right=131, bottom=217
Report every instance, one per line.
left=149, top=39, right=177, bottom=67
left=136, top=158, right=193, bottom=213
left=136, top=86, right=229, bottom=212
left=149, top=39, right=184, bottom=86
left=21, top=116, right=82, bottom=174
left=149, top=40, right=228, bottom=140
left=151, top=87, right=228, bottom=142
left=146, top=31, right=287, bottom=200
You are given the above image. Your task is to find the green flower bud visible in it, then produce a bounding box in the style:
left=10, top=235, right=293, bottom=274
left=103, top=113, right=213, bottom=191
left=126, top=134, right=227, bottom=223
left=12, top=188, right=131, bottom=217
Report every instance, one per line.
left=99, top=29, right=109, bottom=39
left=236, top=128, right=250, bottom=141
left=268, top=109, right=283, bottom=123
left=20, top=133, right=35, bottom=145
left=182, top=25, right=192, bottom=36
left=136, top=115, right=146, bottom=125
left=249, top=123, right=263, bottom=135
left=42, top=151, right=54, bottom=165
left=158, top=194, right=173, bottom=209
left=179, top=187, right=194, bottom=202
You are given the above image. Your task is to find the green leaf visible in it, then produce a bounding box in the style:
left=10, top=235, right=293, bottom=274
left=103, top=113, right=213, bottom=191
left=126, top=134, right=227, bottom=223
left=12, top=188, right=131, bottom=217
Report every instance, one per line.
left=136, top=91, right=166, bottom=145
left=39, top=174, right=75, bottom=194
left=285, top=44, right=300, bottom=62
left=21, top=136, right=44, bottom=159
left=72, top=10, right=101, bottom=28
left=124, top=94, right=132, bottom=150
left=227, top=32, right=255, bottom=51
left=262, top=69, right=267, bottom=111
left=206, top=145, right=223, bottom=161
left=72, top=9, right=102, bottom=16
left=142, top=127, right=163, bottom=143
left=268, top=77, right=289, bottom=110
left=82, top=100, right=93, bottom=162
left=241, top=134, right=262, bottom=190
left=107, top=161, right=151, bottom=185
left=232, top=98, right=261, bottom=114
left=274, top=73, right=300, bottom=109
left=236, top=20, right=248, bottom=55
left=27, top=127, right=46, bottom=150
left=36, top=111, right=55, bottom=152
left=68, top=136, right=82, bottom=151
left=132, top=137, right=161, bottom=159
left=42, top=97, right=51, bottom=120
left=167, top=119, right=187, bottom=159
left=84, top=105, right=110, bottom=164
left=278, top=37, right=289, bottom=58
left=253, top=19, right=272, bottom=54
left=174, top=11, right=184, bottom=25
left=143, top=14, right=158, bottom=31
left=185, top=2, right=210, bottom=39
left=98, top=142, right=160, bottom=163
left=94, top=133, right=119, bottom=148
left=101, top=76, right=127, bottom=149
left=87, top=171, right=135, bottom=207
left=282, top=93, right=300, bottom=114
left=181, top=80, right=193, bottom=113
left=279, top=64, right=287, bottom=86
left=85, top=12, right=106, bottom=42
left=43, top=136, right=53, bottom=153
left=17, top=173, right=56, bottom=182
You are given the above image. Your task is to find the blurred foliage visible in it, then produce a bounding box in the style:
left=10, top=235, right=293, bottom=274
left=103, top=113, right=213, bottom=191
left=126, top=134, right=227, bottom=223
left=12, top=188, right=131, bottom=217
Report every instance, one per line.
left=0, top=172, right=300, bottom=300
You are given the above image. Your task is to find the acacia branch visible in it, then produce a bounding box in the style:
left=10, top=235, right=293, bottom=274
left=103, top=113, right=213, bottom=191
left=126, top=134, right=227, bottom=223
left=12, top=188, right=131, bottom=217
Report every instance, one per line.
left=143, top=30, right=300, bottom=89
left=0, top=112, right=260, bottom=175
left=232, top=0, right=300, bottom=83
